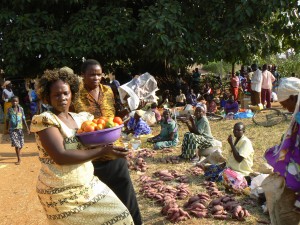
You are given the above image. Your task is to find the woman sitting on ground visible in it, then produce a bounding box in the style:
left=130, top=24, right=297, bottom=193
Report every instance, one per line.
left=124, top=110, right=151, bottom=137
left=175, top=89, right=186, bottom=107
left=224, top=95, right=239, bottom=114
left=179, top=105, right=214, bottom=161
left=147, top=109, right=178, bottom=150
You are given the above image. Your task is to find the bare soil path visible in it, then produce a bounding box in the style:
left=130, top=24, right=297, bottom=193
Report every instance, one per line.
left=0, top=132, right=47, bottom=225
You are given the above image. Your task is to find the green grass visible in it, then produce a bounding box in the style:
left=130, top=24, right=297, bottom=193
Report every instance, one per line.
left=130, top=118, right=289, bottom=224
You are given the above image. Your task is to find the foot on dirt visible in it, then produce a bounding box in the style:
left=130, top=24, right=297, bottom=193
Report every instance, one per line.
left=15, top=162, right=20, bottom=165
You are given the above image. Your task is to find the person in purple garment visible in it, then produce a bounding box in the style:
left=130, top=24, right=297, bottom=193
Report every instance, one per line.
left=224, top=96, right=239, bottom=114
left=264, top=77, right=300, bottom=224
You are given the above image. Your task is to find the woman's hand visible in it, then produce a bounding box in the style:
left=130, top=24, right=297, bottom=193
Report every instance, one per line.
left=96, top=145, right=129, bottom=161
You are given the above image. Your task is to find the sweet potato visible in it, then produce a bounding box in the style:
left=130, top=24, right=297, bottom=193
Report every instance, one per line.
left=232, top=205, right=243, bottom=218
left=212, top=205, right=224, bottom=212
left=213, top=215, right=229, bottom=220
left=191, top=210, right=207, bottom=218
left=212, top=210, right=224, bottom=215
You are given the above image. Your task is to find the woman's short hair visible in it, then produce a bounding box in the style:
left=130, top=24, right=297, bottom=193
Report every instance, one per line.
left=36, top=67, right=80, bottom=104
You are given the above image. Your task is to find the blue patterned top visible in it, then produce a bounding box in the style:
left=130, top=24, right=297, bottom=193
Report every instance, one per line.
left=7, top=106, right=25, bottom=130
left=127, top=117, right=151, bottom=137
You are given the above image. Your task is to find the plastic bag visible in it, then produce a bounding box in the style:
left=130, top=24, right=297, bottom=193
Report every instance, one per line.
left=250, top=174, right=269, bottom=197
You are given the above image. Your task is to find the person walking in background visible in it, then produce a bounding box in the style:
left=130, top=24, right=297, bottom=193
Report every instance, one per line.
left=2, top=81, right=14, bottom=134
left=250, top=64, right=262, bottom=106
left=26, top=81, right=39, bottom=118
left=6, top=96, right=30, bottom=165
left=230, top=72, right=239, bottom=101
left=75, top=59, right=142, bottom=225
left=261, top=64, right=276, bottom=108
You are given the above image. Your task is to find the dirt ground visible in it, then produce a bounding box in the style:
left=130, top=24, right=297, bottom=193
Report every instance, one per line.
left=0, top=132, right=48, bottom=225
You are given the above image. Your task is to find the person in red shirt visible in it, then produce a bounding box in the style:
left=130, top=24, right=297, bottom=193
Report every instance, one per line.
left=230, top=72, right=240, bottom=101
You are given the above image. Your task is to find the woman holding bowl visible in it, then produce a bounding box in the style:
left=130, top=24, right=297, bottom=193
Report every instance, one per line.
left=30, top=67, right=133, bottom=224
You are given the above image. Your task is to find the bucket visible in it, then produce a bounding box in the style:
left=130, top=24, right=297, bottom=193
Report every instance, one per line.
left=241, top=97, right=251, bottom=109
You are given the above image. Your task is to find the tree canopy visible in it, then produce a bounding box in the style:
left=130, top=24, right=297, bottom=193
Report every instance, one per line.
left=0, top=0, right=299, bottom=77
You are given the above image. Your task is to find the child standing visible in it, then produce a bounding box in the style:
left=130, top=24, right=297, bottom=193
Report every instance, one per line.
left=6, top=96, right=30, bottom=165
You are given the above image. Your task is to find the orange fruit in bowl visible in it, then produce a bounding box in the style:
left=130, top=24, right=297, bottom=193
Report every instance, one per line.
left=77, top=128, right=84, bottom=134
left=84, top=124, right=96, bottom=132
left=113, top=117, right=123, bottom=125
left=114, top=122, right=119, bottom=127
left=92, top=119, right=98, bottom=124
left=97, top=118, right=106, bottom=125
left=99, top=116, right=108, bottom=122
left=81, top=120, right=93, bottom=130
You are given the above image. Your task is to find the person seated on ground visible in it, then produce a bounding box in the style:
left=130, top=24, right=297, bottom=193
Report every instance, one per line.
left=206, top=95, right=217, bottom=114
left=264, top=77, right=300, bottom=220
left=186, top=88, right=197, bottom=106
left=224, top=95, right=239, bottom=114
left=147, top=109, right=178, bottom=150
left=178, top=105, right=214, bottom=161
left=196, top=96, right=207, bottom=113
left=175, top=89, right=186, bottom=107
left=158, top=89, right=172, bottom=108
left=220, top=93, right=229, bottom=109
left=203, top=122, right=254, bottom=193
left=124, top=110, right=151, bottom=137
left=150, top=102, right=161, bottom=123
left=226, top=122, right=254, bottom=177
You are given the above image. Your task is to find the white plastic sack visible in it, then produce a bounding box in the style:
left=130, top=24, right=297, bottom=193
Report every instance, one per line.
left=250, top=174, right=269, bottom=197
left=142, top=110, right=157, bottom=126
left=118, top=72, right=159, bottom=111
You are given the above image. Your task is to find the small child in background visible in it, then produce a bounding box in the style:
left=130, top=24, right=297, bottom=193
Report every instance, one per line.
left=6, top=96, right=30, bottom=165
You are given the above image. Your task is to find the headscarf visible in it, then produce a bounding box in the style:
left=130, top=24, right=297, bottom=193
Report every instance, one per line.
left=278, top=77, right=300, bottom=143
left=277, top=77, right=300, bottom=102
left=135, top=110, right=146, bottom=117
left=2, top=80, right=11, bottom=89
left=196, top=103, right=206, bottom=113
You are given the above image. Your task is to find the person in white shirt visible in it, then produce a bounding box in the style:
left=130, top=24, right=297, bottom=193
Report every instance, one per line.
left=250, top=64, right=262, bottom=105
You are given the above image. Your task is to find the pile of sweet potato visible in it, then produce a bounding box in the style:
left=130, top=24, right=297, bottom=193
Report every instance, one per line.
left=184, top=193, right=211, bottom=218
left=161, top=202, right=191, bottom=223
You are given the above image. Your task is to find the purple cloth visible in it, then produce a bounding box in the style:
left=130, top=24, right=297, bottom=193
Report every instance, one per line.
left=224, top=101, right=239, bottom=114
left=265, top=122, right=300, bottom=193
left=127, top=117, right=151, bottom=137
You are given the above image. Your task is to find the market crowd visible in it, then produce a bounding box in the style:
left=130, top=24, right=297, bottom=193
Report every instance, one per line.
left=1, top=60, right=299, bottom=225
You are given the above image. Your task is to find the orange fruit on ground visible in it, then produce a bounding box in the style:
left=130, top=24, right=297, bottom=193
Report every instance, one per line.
left=77, top=128, right=84, bottom=134
left=84, top=124, right=95, bottom=132
left=81, top=120, right=93, bottom=130
left=95, top=124, right=104, bottom=130
left=97, top=118, right=106, bottom=125
left=113, top=117, right=123, bottom=125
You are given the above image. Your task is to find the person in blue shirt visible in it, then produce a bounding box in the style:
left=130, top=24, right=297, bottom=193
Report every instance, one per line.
left=125, top=110, right=151, bottom=137
left=6, top=96, right=30, bottom=165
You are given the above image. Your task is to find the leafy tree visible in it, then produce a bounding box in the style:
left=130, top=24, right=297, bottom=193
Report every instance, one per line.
left=0, top=0, right=299, bottom=78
